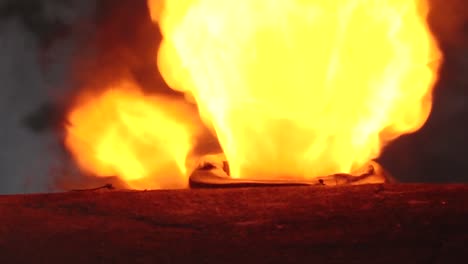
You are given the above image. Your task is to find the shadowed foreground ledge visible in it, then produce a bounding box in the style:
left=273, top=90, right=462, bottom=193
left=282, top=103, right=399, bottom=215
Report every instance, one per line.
left=0, top=184, right=468, bottom=263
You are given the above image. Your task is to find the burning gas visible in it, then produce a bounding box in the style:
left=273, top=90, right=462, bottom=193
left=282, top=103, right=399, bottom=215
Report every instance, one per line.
left=153, top=0, right=440, bottom=179
left=65, top=80, right=200, bottom=189
left=66, top=0, right=441, bottom=188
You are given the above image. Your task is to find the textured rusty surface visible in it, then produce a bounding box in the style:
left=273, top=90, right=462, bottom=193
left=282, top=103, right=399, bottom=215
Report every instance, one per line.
left=0, top=184, right=467, bottom=263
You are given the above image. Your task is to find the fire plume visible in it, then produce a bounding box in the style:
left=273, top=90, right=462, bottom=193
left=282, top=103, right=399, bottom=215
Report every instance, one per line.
left=153, top=0, right=441, bottom=180
left=65, top=80, right=199, bottom=189
left=65, top=0, right=441, bottom=188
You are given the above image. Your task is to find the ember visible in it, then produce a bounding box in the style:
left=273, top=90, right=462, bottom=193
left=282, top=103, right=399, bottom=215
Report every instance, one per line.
left=65, top=0, right=441, bottom=188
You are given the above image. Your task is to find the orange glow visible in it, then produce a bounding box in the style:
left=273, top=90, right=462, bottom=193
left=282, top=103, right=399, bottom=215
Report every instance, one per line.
left=65, top=80, right=199, bottom=189
left=153, top=0, right=441, bottom=180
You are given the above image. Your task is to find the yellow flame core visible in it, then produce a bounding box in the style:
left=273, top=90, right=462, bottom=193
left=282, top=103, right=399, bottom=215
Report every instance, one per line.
left=153, top=0, right=440, bottom=179
left=65, top=81, right=198, bottom=189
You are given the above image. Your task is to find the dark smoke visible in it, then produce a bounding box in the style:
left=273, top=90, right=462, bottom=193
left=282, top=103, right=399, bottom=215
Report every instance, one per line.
left=0, top=0, right=95, bottom=194
left=379, top=0, right=468, bottom=182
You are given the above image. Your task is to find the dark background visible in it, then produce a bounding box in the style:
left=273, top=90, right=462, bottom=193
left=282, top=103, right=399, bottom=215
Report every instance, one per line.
left=0, top=0, right=466, bottom=194
left=380, top=0, right=468, bottom=182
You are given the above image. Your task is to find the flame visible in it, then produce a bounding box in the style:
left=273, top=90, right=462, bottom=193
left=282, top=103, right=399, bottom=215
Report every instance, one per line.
left=65, top=80, right=199, bottom=189
left=153, top=0, right=441, bottom=179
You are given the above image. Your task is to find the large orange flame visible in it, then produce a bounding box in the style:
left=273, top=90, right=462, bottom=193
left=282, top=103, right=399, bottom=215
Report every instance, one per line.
left=65, top=0, right=441, bottom=189
left=65, top=80, right=200, bottom=189
left=153, top=0, right=441, bottom=180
